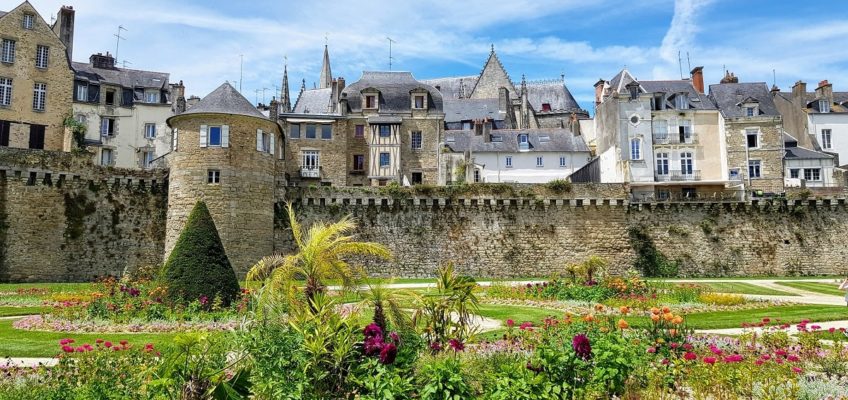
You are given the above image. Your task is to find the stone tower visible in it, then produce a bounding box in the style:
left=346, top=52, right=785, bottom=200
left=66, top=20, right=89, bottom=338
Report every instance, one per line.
left=165, top=82, right=282, bottom=275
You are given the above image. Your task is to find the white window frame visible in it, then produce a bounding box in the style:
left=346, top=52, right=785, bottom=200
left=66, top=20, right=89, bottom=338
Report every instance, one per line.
left=76, top=83, right=88, bottom=102
left=302, top=150, right=320, bottom=170
left=819, top=99, right=831, bottom=113
left=675, top=94, right=689, bottom=110
left=559, top=156, right=567, bottom=168
left=652, top=120, right=668, bottom=139
left=207, top=169, right=221, bottom=184
left=144, top=123, right=156, bottom=139
left=22, top=14, right=34, bottom=30
left=656, top=152, right=669, bottom=175
left=505, top=155, right=513, bottom=168
left=0, top=77, right=11, bottom=106
left=630, top=138, right=642, bottom=160
left=411, top=131, right=422, bottom=150
left=100, top=148, right=113, bottom=166
left=32, top=82, right=46, bottom=111
left=748, top=160, right=761, bottom=179
left=145, top=90, right=159, bottom=103
left=142, top=151, right=154, bottom=168
left=745, top=128, right=759, bottom=149
left=804, top=168, right=821, bottom=181
left=1, top=39, right=15, bottom=64
left=100, top=117, right=114, bottom=136
left=536, top=156, right=543, bottom=167
left=35, top=45, right=48, bottom=69
left=680, top=151, right=694, bottom=175
left=822, top=129, right=832, bottom=149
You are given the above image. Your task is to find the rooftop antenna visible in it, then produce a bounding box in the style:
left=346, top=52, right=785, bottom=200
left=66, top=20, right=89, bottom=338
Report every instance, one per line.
left=254, top=89, right=260, bottom=105
left=50, top=14, right=55, bottom=24
left=239, top=55, right=244, bottom=93
left=262, top=87, right=269, bottom=104
left=387, top=37, right=396, bottom=71
left=114, top=25, right=127, bottom=66
left=677, top=50, right=683, bottom=80
left=773, top=69, right=777, bottom=87
left=686, top=52, right=691, bottom=74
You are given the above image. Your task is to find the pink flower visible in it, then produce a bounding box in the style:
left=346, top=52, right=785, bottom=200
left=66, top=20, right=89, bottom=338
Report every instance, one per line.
left=61, top=345, right=74, bottom=353
left=682, top=343, right=693, bottom=351
left=429, top=342, right=442, bottom=351
left=776, top=349, right=787, bottom=357
left=506, top=319, right=515, bottom=328
left=829, top=327, right=836, bottom=333
left=792, top=366, right=803, bottom=374
left=448, top=339, right=465, bottom=352
left=104, top=341, right=112, bottom=348
left=811, top=325, right=821, bottom=331
left=519, top=322, right=533, bottom=331
left=389, top=332, right=400, bottom=344
left=760, top=354, right=771, bottom=360
left=683, top=352, right=697, bottom=361
left=755, top=360, right=764, bottom=366
left=723, top=354, right=744, bottom=363
left=710, top=347, right=723, bottom=356
left=703, top=357, right=716, bottom=365
left=661, top=358, right=669, bottom=365
left=59, top=338, right=74, bottom=346
left=787, top=354, right=800, bottom=362
left=670, top=342, right=679, bottom=349
left=647, top=347, right=656, bottom=354
left=379, top=343, right=397, bottom=364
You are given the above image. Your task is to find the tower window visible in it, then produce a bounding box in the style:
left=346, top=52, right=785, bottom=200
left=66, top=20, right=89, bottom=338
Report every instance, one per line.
left=411, top=131, right=422, bottom=149
left=208, top=126, right=222, bottom=146
left=207, top=169, right=221, bottom=184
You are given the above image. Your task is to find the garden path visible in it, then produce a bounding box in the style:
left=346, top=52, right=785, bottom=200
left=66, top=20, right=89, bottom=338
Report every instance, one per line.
left=666, top=278, right=845, bottom=306
left=0, top=357, right=57, bottom=368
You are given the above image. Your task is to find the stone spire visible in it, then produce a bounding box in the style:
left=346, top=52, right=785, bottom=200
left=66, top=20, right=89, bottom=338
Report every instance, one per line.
left=280, top=60, right=291, bottom=113
left=319, top=44, right=332, bottom=89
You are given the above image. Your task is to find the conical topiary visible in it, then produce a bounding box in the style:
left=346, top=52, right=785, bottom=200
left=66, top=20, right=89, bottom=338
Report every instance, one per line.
left=162, top=201, right=239, bottom=306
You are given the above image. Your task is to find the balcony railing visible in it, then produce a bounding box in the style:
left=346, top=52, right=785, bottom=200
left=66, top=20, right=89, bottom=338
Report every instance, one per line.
left=655, top=170, right=701, bottom=182
left=652, top=133, right=698, bottom=145
left=300, top=166, right=321, bottom=178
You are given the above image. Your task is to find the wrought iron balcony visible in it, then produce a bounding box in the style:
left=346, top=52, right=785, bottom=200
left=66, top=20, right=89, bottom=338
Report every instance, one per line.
left=655, top=170, right=701, bottom=182
left=652, top=133, right=698, bottom=145
left=300, top=166, right=321, bottom=178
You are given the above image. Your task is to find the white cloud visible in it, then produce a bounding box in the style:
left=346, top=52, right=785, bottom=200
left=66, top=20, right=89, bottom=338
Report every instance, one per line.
left=653, top=0, right=713, bottom=79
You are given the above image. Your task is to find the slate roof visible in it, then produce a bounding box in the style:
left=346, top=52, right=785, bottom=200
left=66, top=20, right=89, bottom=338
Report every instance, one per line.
left=422, top=76, right=478, bottom=100
left=443, top=99, right=503, bottom=123
left=709, top=82, right=780, bottom=118
left=638, top=80, right=716, bottom=110
left=525, top=80, right=585, bottom=114
left=445, top=128, right=589, bottom=153
left=292, top=88, right=332, bottom=114
left=72, top=62, right=169, bottom=90
left=0, top=11, right=7, bottom=18
left=179, top=82, right=266, bottom=120
left=776, top=91, right=848, bottom=113
left=342, top=71, right=443, bottom=113
left=785, top=146, right=834, bottom=160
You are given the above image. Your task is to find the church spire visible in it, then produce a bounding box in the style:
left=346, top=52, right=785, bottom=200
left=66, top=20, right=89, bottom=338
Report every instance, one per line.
left=319, top=44, right=332, bottom=89
left=280, top=58, right=291, bottom=113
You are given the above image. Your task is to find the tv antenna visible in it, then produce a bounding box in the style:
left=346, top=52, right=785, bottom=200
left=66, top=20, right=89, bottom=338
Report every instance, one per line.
left=262, top=87, right=269, bottom=104
left=387, top=37, right=396, bottom=71
left=239, top=54, right=244, bottom=93
left=254, top=89, right=260, bottom=105
left=686, top=52, right=691, bottom=74
left=114, top=25, right=127, bottom=66
left=677, top=50, right=683, bottom=79
left=773, top=69, right=777, bottom=88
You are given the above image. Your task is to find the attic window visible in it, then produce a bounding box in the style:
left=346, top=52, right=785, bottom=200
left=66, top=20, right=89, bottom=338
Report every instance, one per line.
left=541, top=103, right=552, bottom=112
left=819, top=99, right=831, bottom=113
left=675, top=94, right=689, bottom=110
left=365, top=95, right=377, bottom=109
left=22, top=14, right=34, bottom=30
left=628, top=85, right=639, bottom=100
left=413, top=95, right=425, bottom=109
left=539, top=135, right=551, bottom=142
left=491, top=135, right=503, bottom=142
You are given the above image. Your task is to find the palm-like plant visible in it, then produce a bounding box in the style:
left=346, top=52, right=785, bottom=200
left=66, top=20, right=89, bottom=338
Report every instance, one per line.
left=359, top=279, right=413, bottom=333
left=246, top=203, right=392, bottom=305
left=412, top=264, right=480, bottom=344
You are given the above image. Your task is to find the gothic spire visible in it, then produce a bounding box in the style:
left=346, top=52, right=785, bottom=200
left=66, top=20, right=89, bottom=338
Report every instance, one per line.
left=280, top=59, right=291, bottom=113
left=319, top=44, right=332, bottom=89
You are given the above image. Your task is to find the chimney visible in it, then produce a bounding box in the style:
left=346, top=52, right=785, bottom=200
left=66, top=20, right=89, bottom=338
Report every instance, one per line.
left=329, top=79, right=338, bottom=113
left=90, top=52, right=116, bottom=69
left=339, top=93, right=348, bottom=116
left=792, top=81, right=807, bottom=106
left=483, top=119, right=492, bottom=142
left=498, top=87, right=509, bottom=113
left=690, top=66, right=704, bottom=93
left=172, top=80, right=186, bottom=114
left=770, top=84, right=780, bottom=95
left=594, top=79, right=606, bottom=106
left=816, top=80, right=834, bottom=105
left=337, top=77, right=345, bottom=93
left=269, top=97, right=279, bottom=121
left=53, top=6, right=75, bottom=62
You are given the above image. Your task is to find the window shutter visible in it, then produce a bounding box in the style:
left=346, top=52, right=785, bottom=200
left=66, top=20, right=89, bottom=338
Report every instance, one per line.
left=172, top=128, right=178, bottom=151
left=100, top=119, right=108, bottom=136
left=256, top=129, right=263, bottom=151
left=199, top=125, right=208, bottom=147
left=221, top=125, right=230, bottom=148
left=269, top=132, right=275, bottom=155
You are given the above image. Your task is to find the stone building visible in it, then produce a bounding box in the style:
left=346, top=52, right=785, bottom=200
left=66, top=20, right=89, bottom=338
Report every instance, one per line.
left=594, top=67, right=729, bottom=201
left=71, top=52, right=178, bottom=169
left=709, top=77, right=785, bottom=193
left=0, top=1, right=75, bottom=151
left=165, top=82, right=283, bottom=274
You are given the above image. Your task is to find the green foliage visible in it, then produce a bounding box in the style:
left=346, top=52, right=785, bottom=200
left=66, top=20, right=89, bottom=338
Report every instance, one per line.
left=350, top=359, right=415, bottom=400
left=543, top=179, right=572, bottom=194
left=417, top=355, right=473, bottom=400
left=63, top=112, right=87, bottom=152
left=412, top=264, right=480, bottom=345
left=240, top=321, right=306, bottom=399
left=149, top=333, right=246, bottom=400
left=627, top=225, right=679, bottom=277
left=161, top=201, right=240, bottom=306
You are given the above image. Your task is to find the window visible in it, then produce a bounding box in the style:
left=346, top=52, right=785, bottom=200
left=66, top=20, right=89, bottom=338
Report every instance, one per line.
left=105, top=90, right=115, bottom=105
left=675, top=94, right=689, bottom=110
left=144, top=123, right=156, bottom=139
left=652, top=120, right=668, bottom=139
left=414, top=95, right=425, bottom=109
left=23, top=14, right=34, bottom=30
left=804, top=168, right=821, bottom=181
left=748, top=160, right=761, bottom=178
left=100, top=118, right=115, bottom=136
left=28, top=124, right=45, bottom=149
left=746, top=128, right=759, bottom=148
left=729, top=168, right=739, bottom=180
left=630, top=138, right=641, bottom=160
left=290, top=124, right=300, bottom=139
left=0, top=78, right=10, bottom=106
left=559, top=156, right=567, bottom=167
left=536, top=156, right=544, bottom=167
left=379, top=125, right=391, bottom=137
left=302, top=150, right=319, bottom=169
left=355, top=124, right=364, bottom=138
left=411, top=131, right=422, bottom=149
left=76, top=82, right=88, bottom=102
left=145, top=90, right=159, bottom=103
left=208, top=126, right=222, bottom=146
left=519, top=134, right=529, bottom=150
left=32, top=83, right=46, bottom=111
left=305, top=124, right=316, bottom=139
left=746, top=107, right=755, bottom=117
left=461, top=121, right=472, bottom=130
left=207, top=169, right=220, bottom=184
left=680, top=152, right=693, bottom=175
left=505, top=156, right=512, bottom=168
left=35, top=45, right=48, bottom=68
left=1, top=39, right=15, bottom=63
left=75, top=114, right=86, bottom=124
left=628, top=85, right=639, bottom=100
left=542, top=103, right=552, bottom=111
left=259, top=130, right=270, bottom=152
left=142, top=151, right=154, bottom=168
left=656, top=152, right=669, bottom=175
left=100, top=149, right=113, bottom=166
left=412, top=172, right=423, bottom=184
left=678, top=120, right=692, bottom=143
left=473, top=169, right=480, bottom=183
left=819, top=99, right=831, bottom=113
left=353, top=154, right=365, bottom=171
left=320, top=124, right=332, bottom=139
left=789, top=169, right=799, bottom=179
left=0, top=120, right=11, bottom=146
left=365, top=95, right=377, bottom=109
left=630, top=115, right=640, bottom=124
left=379, top=152, right=390, bottom=167
left=822, top=129, right=832, bottom=149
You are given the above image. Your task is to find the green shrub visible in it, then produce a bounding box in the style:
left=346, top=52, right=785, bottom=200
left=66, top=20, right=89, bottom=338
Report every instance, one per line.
left=161, top=201, right=239, bottom=306
left=417, top=355, right=472, bottom=400
left=627, top=226, right=679, bottom=277
left=544, top=179, right=572, bottom=194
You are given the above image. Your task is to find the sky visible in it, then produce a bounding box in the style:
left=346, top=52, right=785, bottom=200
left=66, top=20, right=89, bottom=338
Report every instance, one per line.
left=19, top=0, right=848, bottom=113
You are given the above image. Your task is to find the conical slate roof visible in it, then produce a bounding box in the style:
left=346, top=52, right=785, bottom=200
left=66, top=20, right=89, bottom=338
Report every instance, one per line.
left=181, top=82, right=266, bottom=119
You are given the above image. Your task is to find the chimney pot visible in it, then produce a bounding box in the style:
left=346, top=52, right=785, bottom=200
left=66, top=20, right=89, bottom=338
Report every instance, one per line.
left=818, top=80, right=830, bottom=88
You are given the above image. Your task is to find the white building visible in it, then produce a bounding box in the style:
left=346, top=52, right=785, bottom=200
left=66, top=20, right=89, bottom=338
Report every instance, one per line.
left=783, top=133, right=839, bottom=188
left=72, top=52, right=177, bottom=169
left=444, top=128, right=591, bottom=183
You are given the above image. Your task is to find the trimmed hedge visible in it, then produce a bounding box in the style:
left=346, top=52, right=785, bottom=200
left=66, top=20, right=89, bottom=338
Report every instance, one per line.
left=161, top=201, right=239, bottom=306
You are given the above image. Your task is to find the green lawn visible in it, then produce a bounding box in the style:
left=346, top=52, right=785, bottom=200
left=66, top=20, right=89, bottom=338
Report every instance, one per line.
left=774, top=282, right=844, bottom=297
left=698, top=282, right=796, bottom=296
left=651, top=276, right=843, bottom=282
left=0, top=306, right=49, bottom=317
left=0, top=283, right=94, bottom=293
left=627, top=305, right=848, bottom=330
left=476, top=304, right=561, bottom=324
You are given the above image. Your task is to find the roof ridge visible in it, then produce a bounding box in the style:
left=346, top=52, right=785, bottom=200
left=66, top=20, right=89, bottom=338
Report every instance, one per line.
left=468, top=46, right=515, bottom=97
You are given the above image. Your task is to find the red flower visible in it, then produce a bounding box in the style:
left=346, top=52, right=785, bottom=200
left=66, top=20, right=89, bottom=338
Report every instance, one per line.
left=379, top=343, right=397, bottom=365
left=448, top=339, right=465, bottom=352
left=363, top=323, right=383, bottom=340
left=506, top=319, right=515, bottom=328
left=519, top=322, right=533, bottom=331
left=104, top=341, right=112, bottom=348
left=792, top=366, right=803, bottom=374
left=144, top=343, right=155, bottom=352
left=61, top=345, right=74, bottom=353
left=119, top=340, right=128, bottom=346
left=755, top=360, right=764, bottom=366
left=95, top=339, right=104, bottom=344
left=683, top=352, right=697, bottom=361
left=647, top=347, right=656, bottom=354
left=787, top=354, right=800, bottom=362
left=723, top=354, right=743, bottom=363
left=572, top=334, right=592, bottom=360
left=703, top=357, right=717, bottom=365
left=761, top=354, right=771, bottom=360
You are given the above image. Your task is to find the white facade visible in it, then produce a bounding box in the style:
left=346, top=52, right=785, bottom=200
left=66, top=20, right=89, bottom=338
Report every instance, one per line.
left=808, top=113, right=848, bottom=166
left=472, top=151, right=591, bottom=183
left=784, top=158, right=837, bottom=188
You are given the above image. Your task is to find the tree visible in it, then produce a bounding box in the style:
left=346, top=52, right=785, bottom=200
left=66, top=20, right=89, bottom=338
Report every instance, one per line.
left=162, top=201, right=240, bottom=306
left=247, top=203, right=392, bottom=305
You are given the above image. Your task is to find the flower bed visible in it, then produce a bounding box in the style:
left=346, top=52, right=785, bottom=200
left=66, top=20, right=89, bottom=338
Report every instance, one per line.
left=12, top=314, right=241, bottom=333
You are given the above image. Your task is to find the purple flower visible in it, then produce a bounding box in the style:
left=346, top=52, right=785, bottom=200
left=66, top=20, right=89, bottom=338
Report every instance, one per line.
left=363, top=323, right=383, bottom=340
left=379, top=343, right=398, bottom=364
left=364, top=336, right=384, bottom=356
left=429, top=342, right=442, bottom=352
left=572, top=334, right=592, bottom=360
left=389, top=331, right=400, bottom=344
left=199, top=295, right=209, bottom=306
left=448, top=339, right=465, bottom=352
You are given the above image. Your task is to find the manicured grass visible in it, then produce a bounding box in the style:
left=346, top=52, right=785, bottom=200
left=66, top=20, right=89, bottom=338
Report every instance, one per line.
left=698, top=282, right=796, bottom=296
left=0, top=306, right=49, bottom=317
left=626, top=305, right=848, bottom=330
left=476, top=304, right=561, bottom=324
left=0, top=318, right=193, bottom=358
left=0, top=282, right=94, bottom=293
left=775, top=281, right=844, bottom=297
left=652, top=276, right=843, bottom=282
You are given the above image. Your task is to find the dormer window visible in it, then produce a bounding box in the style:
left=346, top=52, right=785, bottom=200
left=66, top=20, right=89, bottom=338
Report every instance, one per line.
left=819, top=99, right=831, bottom=113
left=363, top=92, right=378, bottom=109
left=518, top=134, right=529, bottom=151
left=628, top=86, right=639, bottom=100
left=541, top=103, right=552, bottom=111
left=675, top=94, right=689, bottom=110
left=746, top=107, right=755, bottom=117
left=414, top=95, right=425, bottom=109
left=22, top=14, right=34, bottom=30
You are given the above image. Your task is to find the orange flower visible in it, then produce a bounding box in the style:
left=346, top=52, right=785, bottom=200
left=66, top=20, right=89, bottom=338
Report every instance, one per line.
left=668, top=329, right=677, bottom=337
left=672, top=316, right=684, bottom=325
left=650, top=307, right=660, bottom=315
left=663, top=313, right=674, bottom=322
left=594, top=304, right=605, bottom=312
left=619, top=306, right=630, bottom=315
left=661, top=306, right=671, bottom=314
left=651, top=314, right=660, bottom=323
left=600, top=326, right=609, bottom=333
left=617, top=319, right=630, bottom=329
left=583, top=314, right=595, bottom=322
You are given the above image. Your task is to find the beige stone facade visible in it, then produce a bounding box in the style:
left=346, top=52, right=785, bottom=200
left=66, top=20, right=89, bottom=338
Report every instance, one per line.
left=724, top=118, right=785, bottom=193
left=0, top=2, right=74, bottom=151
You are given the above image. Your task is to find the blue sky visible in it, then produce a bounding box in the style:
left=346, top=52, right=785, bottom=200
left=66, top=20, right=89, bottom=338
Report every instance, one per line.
left=23, top=0, right=848, bottom=112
